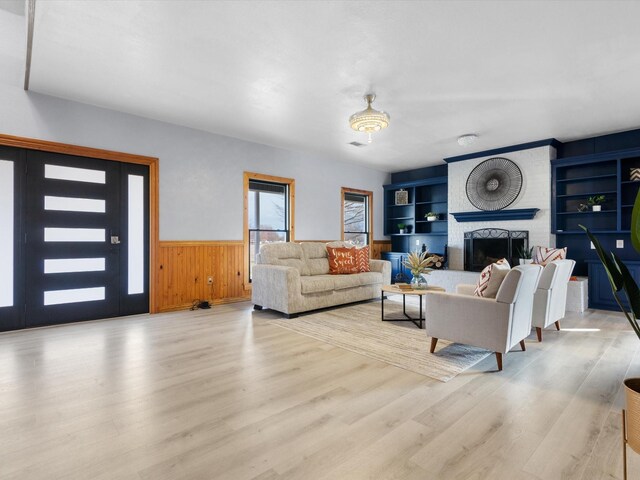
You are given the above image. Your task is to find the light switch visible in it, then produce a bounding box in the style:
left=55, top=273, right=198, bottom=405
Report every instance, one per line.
left=590, top=242, right=595, bottom=250
left=617, top=239, right=624, bottom=248
left=416, top=239, right=420, bottom=246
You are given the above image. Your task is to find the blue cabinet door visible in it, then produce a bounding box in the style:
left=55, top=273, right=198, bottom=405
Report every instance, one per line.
left=381, top=252, right=409, bottom=284
left=588, top=260, right=640, bottom=311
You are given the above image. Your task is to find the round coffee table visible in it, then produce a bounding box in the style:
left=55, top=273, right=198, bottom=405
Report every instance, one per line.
left=381, top=284, right=446, bottom=329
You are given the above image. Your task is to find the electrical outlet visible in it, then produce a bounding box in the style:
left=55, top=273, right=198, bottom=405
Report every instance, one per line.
left=617, top=239, right=624, bottom=248
left=590, top=242, right=595, bottom=250
left=415, top=239, right=420, bottom=246
left=207, top=276, right=213, bottom=285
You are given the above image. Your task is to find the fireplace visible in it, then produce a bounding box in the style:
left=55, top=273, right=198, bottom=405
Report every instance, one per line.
left=464, top=228, right=528, bottom=272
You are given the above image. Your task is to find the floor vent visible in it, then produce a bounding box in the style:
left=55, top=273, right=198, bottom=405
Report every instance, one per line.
left=349, top=141, right=367, bottom=148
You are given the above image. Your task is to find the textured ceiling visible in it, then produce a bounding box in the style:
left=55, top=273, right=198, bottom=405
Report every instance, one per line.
left=28, top=0, right=640, bottom=172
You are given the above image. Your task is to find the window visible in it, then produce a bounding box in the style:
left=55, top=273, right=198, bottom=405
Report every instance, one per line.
left=341, top=188, right=373, bottom=247
left=244, top=172, right=295, bottom=285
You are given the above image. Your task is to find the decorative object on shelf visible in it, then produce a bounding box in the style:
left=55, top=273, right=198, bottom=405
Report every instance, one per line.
left=401, top=250, right=436, bottom=290
left=397, top=223, right=406, bottom=234
left=465, top=157, right=523, bottom=211
left=395, top=188, right=408, bottom=205
left=580, top=188, right=640, bottom=480
left=631, top=168, right=640, bottom=181
left=405, top=224, right=413, bottom=234
left=590, top=195, right=606, bottom=211
left=425, top=212, right=438, bottom=221
left=516, top=245, right=534, bottom=265
left=349, top=93, right=390, bottom=144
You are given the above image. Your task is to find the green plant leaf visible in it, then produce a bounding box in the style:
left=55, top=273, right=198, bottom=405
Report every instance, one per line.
left=580, top=225, right=623, bottom=291
left=613, top=253, right=640, bottom=324
left=632, top=189, right=640, bottom=254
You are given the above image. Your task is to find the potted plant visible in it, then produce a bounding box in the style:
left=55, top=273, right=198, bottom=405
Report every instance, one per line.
left=581, top=189, right=640, bottom=477
left=425, top=212, right=438, bottom=221
left=397, top=223, right=406, bottom=234
left=401, top=250, right=437, bottom=290
left=516, top=245, right=534, bottom=265
left=588, top=194, right=606, bottom=211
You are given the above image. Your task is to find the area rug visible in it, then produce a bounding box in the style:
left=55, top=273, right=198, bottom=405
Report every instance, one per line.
left=267, top=299, right=491, bottom=382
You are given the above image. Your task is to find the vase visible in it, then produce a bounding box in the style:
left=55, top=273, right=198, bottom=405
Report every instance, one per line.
left=518, top=259, right=533, bottom=265
left=410, top=274, right=428, bottom=290
left=593, top=205, right=602, bottom=212
left=624, top=378, right=640, bottom=479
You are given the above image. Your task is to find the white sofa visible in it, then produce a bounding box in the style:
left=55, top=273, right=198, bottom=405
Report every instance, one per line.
left=424, top=264, right=543, bottom=371
left=252, top=242, right=391, bottom=317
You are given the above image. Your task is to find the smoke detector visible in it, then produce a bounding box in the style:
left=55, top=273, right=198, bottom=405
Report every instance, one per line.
left=457, top=134, right=478, bottom=146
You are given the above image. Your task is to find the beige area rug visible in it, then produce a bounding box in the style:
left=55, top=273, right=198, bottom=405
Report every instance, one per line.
left=267, top=299, right=491, bottom=382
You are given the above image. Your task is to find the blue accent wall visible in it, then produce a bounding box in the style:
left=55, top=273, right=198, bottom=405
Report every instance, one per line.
left=558, top=128, right=640, bottom=158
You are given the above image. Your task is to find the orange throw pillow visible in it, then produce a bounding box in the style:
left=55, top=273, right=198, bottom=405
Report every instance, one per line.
left=327, top=247, right=359, bottom=274
left=355, top=246, right=371, bottom=272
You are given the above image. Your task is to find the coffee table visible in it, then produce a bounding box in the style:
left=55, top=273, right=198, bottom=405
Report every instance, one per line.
left=381, top=284, right=446, bottom=329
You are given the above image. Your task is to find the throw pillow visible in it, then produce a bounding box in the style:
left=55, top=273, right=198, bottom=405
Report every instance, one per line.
left=532, top=246, right=567, bottom=266
left=327, top=247, right=359, bottom=274
left=355, top=245, right=370, bottom=272
left=474, top=259, right=511, bottom=298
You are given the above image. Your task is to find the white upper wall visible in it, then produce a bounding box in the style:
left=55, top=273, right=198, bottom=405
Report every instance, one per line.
left=447, top=146, right=556, bottom=269
left=0, top=9, right=389, bottom=241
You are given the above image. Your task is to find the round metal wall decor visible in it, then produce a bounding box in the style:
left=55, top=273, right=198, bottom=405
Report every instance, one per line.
left=465, top=157, right=523, bottom=211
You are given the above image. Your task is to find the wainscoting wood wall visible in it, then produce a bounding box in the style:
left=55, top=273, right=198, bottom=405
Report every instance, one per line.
left=156, top=240, right=392, bottom=312
left=157, top=241, right=248, bottom=312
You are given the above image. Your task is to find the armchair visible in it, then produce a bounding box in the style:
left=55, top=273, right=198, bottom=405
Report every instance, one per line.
left=424, top=264, right=542, bottom=371
left=532, top=259, right=576, bottom=341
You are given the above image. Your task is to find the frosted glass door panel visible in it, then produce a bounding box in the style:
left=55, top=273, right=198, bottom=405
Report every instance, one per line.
left=45, top=164, right=105, bottom=184
left=44, top=196, right=106, bottom=213
left=44, top=287, right=105, bottom=306
left=128, top=175, right=144, bottom=294
left=44, top=258, right=105, bottom=274
left=0, top=160, right=13, bottom=307
left=44, top=228, right=105, bottom=242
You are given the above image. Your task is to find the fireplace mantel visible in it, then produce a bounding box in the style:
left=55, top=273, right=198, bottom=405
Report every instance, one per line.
left=451, top=208, right=539, bottom=222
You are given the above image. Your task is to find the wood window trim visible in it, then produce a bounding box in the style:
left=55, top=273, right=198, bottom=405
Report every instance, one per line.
left=243, top=171, right=295, bottom=290
left=341, top=187, right=373, bottom=253
left=0, top=133, right=160, bottom=313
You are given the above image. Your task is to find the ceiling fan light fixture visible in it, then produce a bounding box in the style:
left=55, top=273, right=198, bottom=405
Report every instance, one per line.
left=349, top=94, right=390, bottom=143
left=457, top=133, right=478, bottom=146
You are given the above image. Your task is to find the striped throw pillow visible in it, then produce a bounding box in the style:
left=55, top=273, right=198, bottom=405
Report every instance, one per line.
left=474, top=259, right=511, bottom=298
left=355, top=246, right=371, bottom=272
left=532, top=246, right=567, bottom=266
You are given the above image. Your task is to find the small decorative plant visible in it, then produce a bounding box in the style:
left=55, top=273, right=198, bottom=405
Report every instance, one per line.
left=397, top=223, right=406, bottom=234
left=402, top=250, right=438, bottom=289
left=425, top=212, right=438, bottom=221
left=402, top=250, right=436, bottom=277
left=516, top=245, right=534, bottom=265
left=517, top=245, right=534, bottom=259
left=586, top=194, right=606, bottom=212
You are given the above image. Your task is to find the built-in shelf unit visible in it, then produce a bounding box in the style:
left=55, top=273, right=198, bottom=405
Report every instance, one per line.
left=552, top=149, right=640, bottom=310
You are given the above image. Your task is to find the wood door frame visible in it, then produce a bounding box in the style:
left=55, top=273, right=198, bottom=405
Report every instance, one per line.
left=341, top=187, right=373, bottom=252
left=0, top=133, right=160, bottom=313
left=243, top=171, right=295, bottom=291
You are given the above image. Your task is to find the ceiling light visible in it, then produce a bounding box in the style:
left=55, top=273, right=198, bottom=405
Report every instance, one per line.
left=349, top=94, right=390, bottom=143
left=457, top=134, right=478, bottom=146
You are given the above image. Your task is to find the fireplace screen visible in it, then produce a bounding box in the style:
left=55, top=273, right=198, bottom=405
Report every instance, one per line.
left=464, top=228, right=528, bottom=272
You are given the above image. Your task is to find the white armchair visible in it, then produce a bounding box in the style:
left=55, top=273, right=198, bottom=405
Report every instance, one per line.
left=424, top=264, right=542, bottom=371
left=532, top=259, right=576, bottom=341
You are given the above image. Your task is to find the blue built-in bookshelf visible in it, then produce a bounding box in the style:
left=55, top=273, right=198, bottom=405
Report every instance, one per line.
left=552, top=148, right=640, bottom=309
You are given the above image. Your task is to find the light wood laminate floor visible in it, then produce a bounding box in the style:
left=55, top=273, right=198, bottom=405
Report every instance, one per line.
left=1, top=302, right=639, bottom=480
